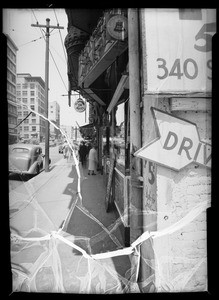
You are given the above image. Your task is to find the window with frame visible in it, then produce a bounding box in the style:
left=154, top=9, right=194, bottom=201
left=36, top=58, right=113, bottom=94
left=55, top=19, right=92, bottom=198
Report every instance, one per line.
left=24, top=126, right=29, bottom=131
left=31, top=91, right=35, bottom=96
left=22, top=91, right=28, bottom=96
left=32, top=126, right=36, bottom=132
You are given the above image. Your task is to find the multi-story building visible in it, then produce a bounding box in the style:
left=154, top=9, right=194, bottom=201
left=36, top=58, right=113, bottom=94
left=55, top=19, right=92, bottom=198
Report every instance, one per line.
left=49, top=101, right=60, bottom=139
left=16, top=73, right=46, bottom=142
left=7, top=34, right=18, bottom=144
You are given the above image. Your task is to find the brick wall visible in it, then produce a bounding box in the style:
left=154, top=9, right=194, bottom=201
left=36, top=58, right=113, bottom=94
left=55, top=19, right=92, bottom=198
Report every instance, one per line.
left=153, top=98, right=211, bottom=292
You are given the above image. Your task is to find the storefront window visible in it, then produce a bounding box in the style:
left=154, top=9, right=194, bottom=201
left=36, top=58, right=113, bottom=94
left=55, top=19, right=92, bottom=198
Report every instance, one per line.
left=113, top=102, right=125, bottom=168
left=109, top=99, right=130, bottom=174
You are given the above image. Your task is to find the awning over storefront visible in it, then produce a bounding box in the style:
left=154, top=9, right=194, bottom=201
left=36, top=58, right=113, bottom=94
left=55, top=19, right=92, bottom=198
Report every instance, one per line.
left=78, top=123, right=96, bottom=140
left=107, top=74, right=129, bottom=113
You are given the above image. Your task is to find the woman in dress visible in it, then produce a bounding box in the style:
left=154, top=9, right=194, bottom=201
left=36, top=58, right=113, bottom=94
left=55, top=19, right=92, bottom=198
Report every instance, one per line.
left=88, top=144, right=97, bottom=175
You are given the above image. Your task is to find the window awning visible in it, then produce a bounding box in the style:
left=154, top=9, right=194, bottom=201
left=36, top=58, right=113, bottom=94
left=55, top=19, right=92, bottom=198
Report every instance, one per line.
left=107, top=74, right=129, bottom=113
left=79, top=123, right=95, bottom=129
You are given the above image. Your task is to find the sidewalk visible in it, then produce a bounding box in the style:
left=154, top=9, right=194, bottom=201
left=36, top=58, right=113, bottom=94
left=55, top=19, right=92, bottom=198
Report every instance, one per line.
left=9, top=156, right=133, bottom=293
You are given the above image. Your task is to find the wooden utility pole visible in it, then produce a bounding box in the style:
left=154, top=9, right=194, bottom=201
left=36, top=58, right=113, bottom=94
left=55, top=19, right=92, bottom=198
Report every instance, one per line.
left=31, top=19, right=64, bottom=172
left=128, top=9, right=142, bottom=243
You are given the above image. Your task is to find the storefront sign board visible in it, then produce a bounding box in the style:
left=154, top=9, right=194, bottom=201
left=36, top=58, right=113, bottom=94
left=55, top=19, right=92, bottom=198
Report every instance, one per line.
left=143, top=9, right=216, bottom=93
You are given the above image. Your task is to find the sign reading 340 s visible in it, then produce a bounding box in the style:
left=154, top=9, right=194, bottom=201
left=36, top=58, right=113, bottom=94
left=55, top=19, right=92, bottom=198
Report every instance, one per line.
left=143, top=9, right=216, bottom=93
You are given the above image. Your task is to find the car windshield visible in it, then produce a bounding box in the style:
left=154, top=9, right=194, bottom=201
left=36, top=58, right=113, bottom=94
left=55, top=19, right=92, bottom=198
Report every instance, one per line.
left=12, top=148, right=30, bottom=153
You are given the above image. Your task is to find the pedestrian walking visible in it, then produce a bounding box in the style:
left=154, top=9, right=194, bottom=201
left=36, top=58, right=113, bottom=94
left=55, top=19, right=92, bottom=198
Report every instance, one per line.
left=88, top=144, right=98, bottom=175
left=78, top=141, right=87, bottom=167
left=62, top=140, right=72, bottom=161
left=62, top=140, right=68, bottom=159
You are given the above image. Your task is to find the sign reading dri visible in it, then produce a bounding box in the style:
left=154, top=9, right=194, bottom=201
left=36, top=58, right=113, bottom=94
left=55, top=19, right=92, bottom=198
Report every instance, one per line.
left=134, top=108, right=211, bottom=171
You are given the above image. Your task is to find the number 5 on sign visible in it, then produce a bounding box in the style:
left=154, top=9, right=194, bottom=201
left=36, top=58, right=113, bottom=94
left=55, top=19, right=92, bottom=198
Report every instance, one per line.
left=194, top=22, right=216, bottom=52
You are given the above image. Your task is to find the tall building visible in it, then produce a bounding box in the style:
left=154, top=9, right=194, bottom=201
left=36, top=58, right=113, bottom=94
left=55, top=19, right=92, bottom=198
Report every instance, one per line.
left=16, top=73, right=46, bottom=142
left=48, top=101, right=60, bottom=139
left=7, top=34, right=18, bottom=144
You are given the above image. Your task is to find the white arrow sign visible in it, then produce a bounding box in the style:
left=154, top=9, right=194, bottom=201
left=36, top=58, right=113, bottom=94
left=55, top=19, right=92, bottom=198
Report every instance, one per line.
left=134, top=107, right=211, bottom=171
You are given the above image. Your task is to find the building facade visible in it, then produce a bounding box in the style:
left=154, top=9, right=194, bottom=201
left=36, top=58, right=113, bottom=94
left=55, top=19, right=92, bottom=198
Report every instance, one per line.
left=16, top=73, right=46, bottom=142
left=65, top=8, right=215, bottom=292
left=7, top=34, right=18, bottom=144
left=49, top=101, right=60, bottom=139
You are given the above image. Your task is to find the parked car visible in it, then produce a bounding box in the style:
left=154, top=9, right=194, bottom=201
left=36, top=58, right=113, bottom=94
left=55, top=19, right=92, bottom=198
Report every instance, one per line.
left=9, top=144, right=46, bottom=176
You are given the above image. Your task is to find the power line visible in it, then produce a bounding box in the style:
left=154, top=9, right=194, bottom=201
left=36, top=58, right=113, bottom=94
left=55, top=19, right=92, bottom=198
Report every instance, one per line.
left=49, top=50, right=68, bottom=92
left=53, top=8, right=67, bottom=63
left=18, top=32, right=58, bottom=47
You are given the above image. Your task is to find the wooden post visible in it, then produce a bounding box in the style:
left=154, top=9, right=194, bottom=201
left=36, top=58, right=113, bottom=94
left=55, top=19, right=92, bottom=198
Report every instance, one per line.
left=128, top=8, right=142, bottom=243
left=31, top=19, right=64, bottom=172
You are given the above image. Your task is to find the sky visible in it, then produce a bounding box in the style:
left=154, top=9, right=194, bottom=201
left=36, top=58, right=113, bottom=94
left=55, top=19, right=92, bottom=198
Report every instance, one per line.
left=3, top=8, right=88, bottom=127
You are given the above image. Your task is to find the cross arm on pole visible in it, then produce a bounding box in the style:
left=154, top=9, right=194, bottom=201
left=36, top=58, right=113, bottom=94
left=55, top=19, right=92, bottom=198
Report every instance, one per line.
left=31, top=24, right=64, bottom=30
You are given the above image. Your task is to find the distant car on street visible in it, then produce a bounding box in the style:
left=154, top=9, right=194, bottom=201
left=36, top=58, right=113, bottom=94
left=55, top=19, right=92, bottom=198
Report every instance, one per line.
left=9, top=144, right=46, bottom=176
left=58, top=143, right=63, bottom=153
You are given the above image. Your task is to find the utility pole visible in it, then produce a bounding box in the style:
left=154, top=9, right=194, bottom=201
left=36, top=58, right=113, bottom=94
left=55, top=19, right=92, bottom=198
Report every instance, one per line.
left=31, top=19, right=64, bottom=172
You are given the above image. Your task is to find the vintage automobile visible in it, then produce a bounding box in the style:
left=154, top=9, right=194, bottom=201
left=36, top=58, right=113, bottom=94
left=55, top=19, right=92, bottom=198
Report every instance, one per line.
left=58, top=143, right=63, bottom=153
left=9, top=144, right=45, bottom=176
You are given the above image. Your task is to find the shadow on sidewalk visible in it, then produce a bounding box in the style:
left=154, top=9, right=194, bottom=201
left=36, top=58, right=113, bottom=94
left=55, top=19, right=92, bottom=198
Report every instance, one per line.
left=63, top=161, right=131, bottom=288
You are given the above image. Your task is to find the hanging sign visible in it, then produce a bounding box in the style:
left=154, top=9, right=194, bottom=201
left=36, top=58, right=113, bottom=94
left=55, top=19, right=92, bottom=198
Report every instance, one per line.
left=134, top=108, right=211, bottom=171
left=107, top=15, right=128, bottom=40
left=74, top=98, right=86, bottom=113
left=143, top=9, right=216, bottom=93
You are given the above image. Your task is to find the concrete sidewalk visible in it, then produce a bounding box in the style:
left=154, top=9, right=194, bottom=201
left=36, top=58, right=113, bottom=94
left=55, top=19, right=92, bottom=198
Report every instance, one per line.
left=9, top=156, right=133, bottom=293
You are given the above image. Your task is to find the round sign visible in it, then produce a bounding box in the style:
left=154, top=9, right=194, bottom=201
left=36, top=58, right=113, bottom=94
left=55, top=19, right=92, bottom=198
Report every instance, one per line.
left=74, top=98, right=86, bottom=113
left=107, top=15, right=128, bottom=40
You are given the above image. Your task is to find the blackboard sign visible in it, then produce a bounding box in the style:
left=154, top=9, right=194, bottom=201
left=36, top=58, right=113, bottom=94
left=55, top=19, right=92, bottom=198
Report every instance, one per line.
left=105, top=158, right=115, bottom=212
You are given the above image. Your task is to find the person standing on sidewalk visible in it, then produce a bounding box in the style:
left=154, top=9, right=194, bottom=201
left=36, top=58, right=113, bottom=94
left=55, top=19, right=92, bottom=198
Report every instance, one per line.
left=62, top=140, right=68, bottom=159
left=88, top=144, right=98, bottom=175
left=78, top=140, right=87, bottom=167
